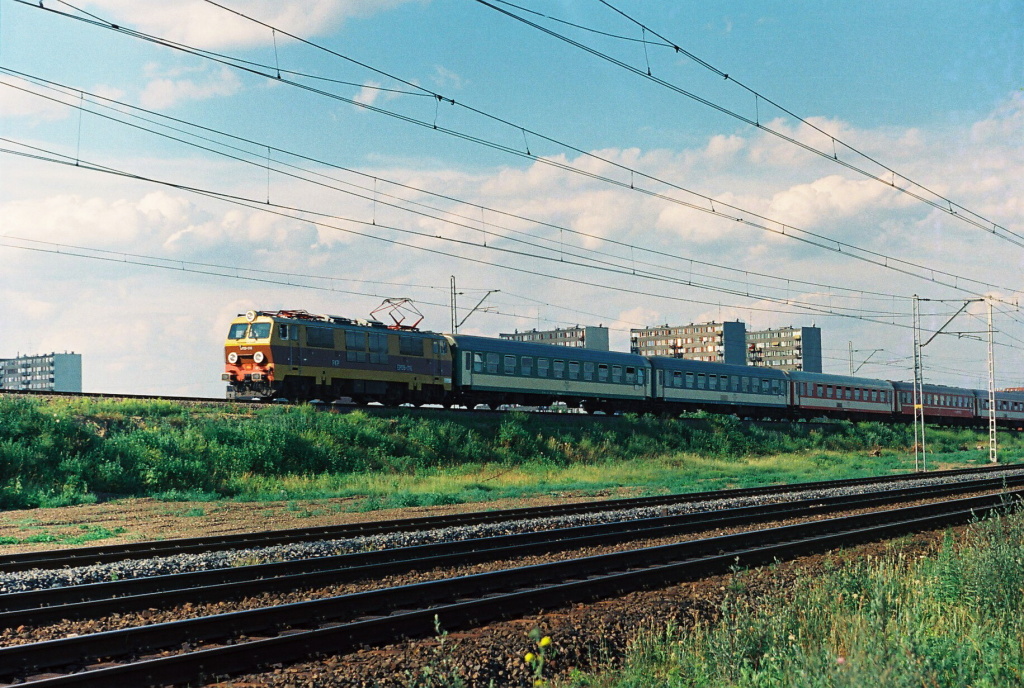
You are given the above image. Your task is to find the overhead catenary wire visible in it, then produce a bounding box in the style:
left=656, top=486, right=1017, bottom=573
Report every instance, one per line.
left=476, top=0, right=1024, bottom=249
left=16, top=0, right=1023, bottom=308
left=3, top=70, right=984, bottom=315
left=6, top=140, right=984, bottom=335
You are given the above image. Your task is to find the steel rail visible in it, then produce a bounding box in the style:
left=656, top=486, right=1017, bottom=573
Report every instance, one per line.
left=2, top=464, right=1017, bottom=573
left=4, top=473, right=1021, bottom=628
left=2, top=490, right=1020, bottom=686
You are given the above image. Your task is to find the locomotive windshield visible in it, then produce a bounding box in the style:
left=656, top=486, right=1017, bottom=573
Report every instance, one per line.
left=227, top=323, right=272, bottom=339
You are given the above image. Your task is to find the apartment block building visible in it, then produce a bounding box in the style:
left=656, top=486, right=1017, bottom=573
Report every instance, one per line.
left=0, top=352, right=82, bottom=392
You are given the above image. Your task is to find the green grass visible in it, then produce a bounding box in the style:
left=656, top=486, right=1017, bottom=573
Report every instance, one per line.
left=561, top=508, right=1024, bottom=688
left=0, top=524, right=127, bottom=546
left=0, top=395, right=1020, bottom=510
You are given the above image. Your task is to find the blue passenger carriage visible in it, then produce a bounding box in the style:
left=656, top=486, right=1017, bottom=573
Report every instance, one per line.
left=446, top=335, right=650, bottom=411
left=976, top=389, right=1024, bottom=429
left=892, top=381, right=975, bottom=426
left=649, top=358, right=788, bottom=417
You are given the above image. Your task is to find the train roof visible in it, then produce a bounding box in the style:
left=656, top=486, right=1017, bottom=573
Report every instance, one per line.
left=787, top=370, right=892, bottom=388
left=889, top=380, right=974, bottom=395
left=647, top=357, right=788, bottom=379
left=237, top=310, right=443, bottom=336
left=448, top=335, right=650, bottom=366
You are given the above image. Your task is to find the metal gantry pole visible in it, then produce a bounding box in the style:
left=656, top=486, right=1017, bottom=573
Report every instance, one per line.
left=450, top=276, right=458, bottom=334
left=912, top=295, right=926, bottom=472
left=987, top=299, right=998, bottom=463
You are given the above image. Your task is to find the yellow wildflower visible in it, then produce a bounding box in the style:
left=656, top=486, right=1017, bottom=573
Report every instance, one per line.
left=525, top=652, right=536, bottom=664
left=538, top=636, right=552, bottom=648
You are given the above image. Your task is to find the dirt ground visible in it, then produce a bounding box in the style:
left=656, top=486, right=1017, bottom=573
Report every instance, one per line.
left=0, top=491, right=641, bottom=554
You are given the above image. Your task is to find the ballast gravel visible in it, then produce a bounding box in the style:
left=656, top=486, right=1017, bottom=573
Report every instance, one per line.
left=1, top=468, right=1021, bottom=595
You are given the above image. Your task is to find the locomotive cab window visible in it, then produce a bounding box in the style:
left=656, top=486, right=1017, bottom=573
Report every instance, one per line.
left=277, top=324, right=293, bottom=341
left=228, top=323, right=249, bottom=339
left=250, top=323, right=271, bottom=340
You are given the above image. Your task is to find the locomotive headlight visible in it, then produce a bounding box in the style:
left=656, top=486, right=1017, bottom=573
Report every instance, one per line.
left=227, top=352, right=239, bottom=364
left=253, top=351, right=266, bottom=364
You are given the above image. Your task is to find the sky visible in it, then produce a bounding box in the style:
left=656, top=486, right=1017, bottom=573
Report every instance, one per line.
left=0, top=0, right=1021, bottom=396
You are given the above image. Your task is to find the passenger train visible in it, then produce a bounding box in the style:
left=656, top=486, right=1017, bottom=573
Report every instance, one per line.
left=223, top=310, right=1024, bottom=428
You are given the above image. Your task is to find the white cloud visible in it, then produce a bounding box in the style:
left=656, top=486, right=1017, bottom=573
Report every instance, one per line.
left=79, top=0, right=419, bottom=50
left=0, top=76, right=71, bottom=121
left=139, top=66, right=242, bottom=109
left=353, top=80, right=383, bottom=107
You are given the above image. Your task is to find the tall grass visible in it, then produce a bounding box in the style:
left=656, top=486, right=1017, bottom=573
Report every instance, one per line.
left=0, top=396, right=1020, bottom=509
left=564, top=508, right=1024, bottom=688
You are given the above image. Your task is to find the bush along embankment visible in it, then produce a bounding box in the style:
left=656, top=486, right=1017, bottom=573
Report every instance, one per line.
left=0, top=395, right=1019, bottom=509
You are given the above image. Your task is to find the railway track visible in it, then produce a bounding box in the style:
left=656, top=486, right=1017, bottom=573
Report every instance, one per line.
left=0, top=487, right=1015, bottom=683
left=1, top=464, right=1018, bottom=573
left=0, top=481, right=1020, bottom=687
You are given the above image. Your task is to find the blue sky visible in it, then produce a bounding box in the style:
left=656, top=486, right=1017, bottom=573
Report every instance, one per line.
left=1, top=0, right=1021, bottom=395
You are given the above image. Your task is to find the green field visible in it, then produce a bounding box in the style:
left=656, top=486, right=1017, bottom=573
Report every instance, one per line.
left=560, top=509, right=1024, bottom=688
left=0, top=395, right=1020, bottom=510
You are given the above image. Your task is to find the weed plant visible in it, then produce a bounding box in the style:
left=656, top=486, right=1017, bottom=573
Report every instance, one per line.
left=0, top=396, right=1020, bottom=509
left=564, top=508, right=1024, bottom=688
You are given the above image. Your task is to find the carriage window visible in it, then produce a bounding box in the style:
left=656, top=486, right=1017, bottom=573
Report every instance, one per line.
left=672, top=371, right=682, bottom=388
left=612, top=366, right=622, bottom=383
left=568, top=361, right=580, bottom=379
left=598, top=364, right=609, bottom=382
left=697, top=374, right=706, bottom=389
left=826, top=386, right=833, bottom=398
left=816, top=385, right=824, bottom=396
left=845, top=388, right=852, bottom=400
left=709, top=375, right=718, bottom=391
left=306, top=326, right=333, bottom=348
left=470, top=353, right=481, bottom=372
left=685, top=372, right=694, bottom=388
left=871, top=390, right=877, bottom=401
left=485, top=353, right=499, bottom=374
left=345, top=330, right=365, bottom=350
left=537, top=358, right=550, bottom=377
left=762, top=379, right=771, bottom=394
left=583, top=361, right=594, bottom=381
left=522, top=356, right=533, bottom=376
left=625, top=367, right=636, bottom=384
left=228, top=323, right=249, bottom=339
left=772, top=379, right=780, bottom=394
left=637, top=368, right=645, bottom=384
left=742, top=376, right=750, bottom=392
left=553, top=360, right=565, bottom=379
left=503, top=355, right=517, bottom=375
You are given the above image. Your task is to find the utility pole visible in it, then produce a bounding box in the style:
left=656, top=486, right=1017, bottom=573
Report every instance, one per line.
left=912, top=295, right=926, bottom=472
left=849, top=341, right=882, bottom=376
left=449, top=275, right=499, bottom=333
left=987, top=299, right=998, bottom=463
